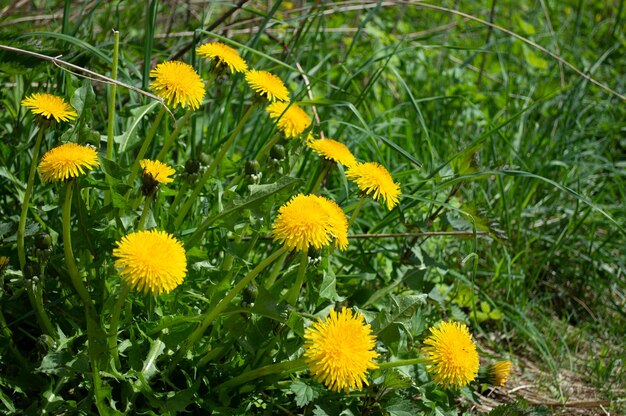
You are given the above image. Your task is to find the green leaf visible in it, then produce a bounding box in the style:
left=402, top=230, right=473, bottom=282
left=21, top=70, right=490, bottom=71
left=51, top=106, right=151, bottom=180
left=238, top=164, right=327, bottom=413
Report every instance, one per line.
left=100, top=157, right=130, bottom=179
left=286, top=311, right=305, bottom=337
left=141, top=339, right=166, bottom=381
left=118, top=101, right=160, bottom=153
left=384, top=398, right=420, bottom=416
left=515, top=16, right=536, bottom=35
left=318, top=268, right=343, bottom=303
left=522, top=45, right=548, bottom=70
left=290, top=381, right=317, bottom=407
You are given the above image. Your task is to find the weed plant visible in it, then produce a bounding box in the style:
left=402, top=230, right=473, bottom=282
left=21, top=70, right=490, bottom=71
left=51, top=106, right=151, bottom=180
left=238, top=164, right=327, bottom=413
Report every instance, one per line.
left=0, top=1, right=624, bottom=414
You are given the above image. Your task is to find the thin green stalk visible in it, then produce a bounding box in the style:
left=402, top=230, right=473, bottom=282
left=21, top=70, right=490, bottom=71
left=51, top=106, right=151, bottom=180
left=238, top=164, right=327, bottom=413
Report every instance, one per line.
left=104, top=29, right=120, bottom=207
left=309, top=161, right=332, bottom=194
left=62, top=181, right=92, bottom=305
left=168, top=180, right=189, bottom=216
left=62, top=181, right=107, bottom=414
left=347, top=196, right=367, bottom=229
left=168, top=246, right=287, bottom=373
left=255, top=133, right=280, bottom=159
left=264, top=250, right=289, bottom=288
left=32, top=278, right=56, bottom=338
left=216, top=358, right=307, bottom=391
left=284, top=250, right=308, bottom=305
left=377, top=357, right=425, bottom=369
left=137, top=195, right=153, bottom=230
left=155, top=110, right=193, bottom=161
left=174, top=104, right=257, bottom=228
left=126, top=106, right=166, bottom=191
left=17, top=126, right=46, bottom=270
left=108, top=284, right=130, bottom=370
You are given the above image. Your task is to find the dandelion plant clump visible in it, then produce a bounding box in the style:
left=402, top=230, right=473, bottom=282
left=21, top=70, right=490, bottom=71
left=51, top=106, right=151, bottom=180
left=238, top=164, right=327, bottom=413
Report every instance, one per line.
left=1, top=2, right=623, bottom=415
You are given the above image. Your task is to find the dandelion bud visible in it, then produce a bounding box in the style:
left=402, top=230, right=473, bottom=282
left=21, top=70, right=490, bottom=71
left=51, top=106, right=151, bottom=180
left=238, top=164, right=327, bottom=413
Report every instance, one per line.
left=245, top=160, right=262, bottom=184
left=23, top=261, right=40, bottom=281
left=185, top=158, right=200, bottom=175
left=35, top=232, right=52, bottom=250
left=270, top=144, right=286, bottom=162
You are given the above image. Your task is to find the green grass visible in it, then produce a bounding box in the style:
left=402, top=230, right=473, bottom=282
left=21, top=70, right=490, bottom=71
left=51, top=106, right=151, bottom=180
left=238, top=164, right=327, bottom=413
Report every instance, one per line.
left=0, top=0, right=624, bottom=414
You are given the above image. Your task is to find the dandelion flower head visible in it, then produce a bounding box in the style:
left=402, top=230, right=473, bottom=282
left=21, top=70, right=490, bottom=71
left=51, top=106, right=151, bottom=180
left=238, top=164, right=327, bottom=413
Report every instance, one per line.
left=140, top=159, right=175, bottom=184
left=150, top=61, right=205, bottom=110
left=113, top=230, right=187, bottom=295
left=271, top=194, right=348, bottom=252
left=245, top=70, right=290, bottom=102
left=308, top=138, right=357, bottom=168
left=346, top=162, right=400, bottom=210
left=266, top=101, right=311, bottom=138
left=38, top=143, right=99, bottom=182
left=487, top=360, right=512, bottom=387
left=21, top=93, right=77, bottom=122
left=422, top=321, right=480, bottom=389
left=196, top=42, right=248, bottom=73
left=304, top=307, right=379, bottom=392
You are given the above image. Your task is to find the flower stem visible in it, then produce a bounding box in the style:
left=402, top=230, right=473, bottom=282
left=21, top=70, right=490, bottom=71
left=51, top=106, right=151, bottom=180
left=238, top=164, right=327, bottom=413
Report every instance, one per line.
left=17, top=126, right=46, bottom=270
left=284, top=250, right=308, bottom=305
left=347, top=196, right=367, bottom=229
left=216, top=358, right=307, bottom=392
left=108, top=283, right=130, bottom=370
left=62, top=181, right=92, bottom=305
left=62, top=181, right=107, bottom=414
left=377, top=357, right=426, bottom=369
left=264, top=250, right=289, bottom=289
left=155, top=109, right=193, bottom=161
left=309, top=161, right=332, bottom=194
left=174, top=104, right=257, bottom=228
left=137, top=194, right=153, bottom=230
left=104, top=29, right=120, bottom=207
left=126, top=106, right=166, bottom=191
left=168, top=246, right=287, bottom=373
left=31, top=277, right=56, bottom=338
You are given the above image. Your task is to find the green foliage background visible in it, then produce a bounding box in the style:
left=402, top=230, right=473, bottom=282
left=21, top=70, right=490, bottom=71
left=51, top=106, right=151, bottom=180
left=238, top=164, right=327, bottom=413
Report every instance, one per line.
left=0, top=0, right=624, bottom=414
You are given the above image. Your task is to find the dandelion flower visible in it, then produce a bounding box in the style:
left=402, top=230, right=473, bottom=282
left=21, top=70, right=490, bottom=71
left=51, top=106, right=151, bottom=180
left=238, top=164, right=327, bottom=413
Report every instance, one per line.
left=316, top=196, right=349, bottom=250
left=486, top=360, right=512, bottom=387
left=245, top=70, right=289, bottom=102
left=196, top=42, right=248, bottom=73
left=304, top=307, right=379, bottom=392
left=113, top=230, right=187, bottom=295
left=346, top=162, right=400, bottom=210
left=21, top=93, right=77, bottom=122
left=150, top=61, right=205, bottom=110
left=0, top=256, right=9, bottom=273
left=38, top=143, right=99, bottom=182
left=422, top=321, right=479, bottom=389
left=266, top=101, right=311, bottom=138
left=308, top=138, right=357, bottom=168
left=140, top=159, right=175, bottom=184
left=271, top=194, right=348, bottom=252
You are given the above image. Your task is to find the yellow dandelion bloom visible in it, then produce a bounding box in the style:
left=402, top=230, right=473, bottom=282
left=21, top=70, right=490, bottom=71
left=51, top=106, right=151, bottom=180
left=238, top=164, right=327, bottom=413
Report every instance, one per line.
left=316, top=196, right=349, bottom=251
left=271, top=194, right=349, bottom=252
left=150, top=61, right=205, bottom=110
left=304, top=307, right=379, bottom=392
left=38, top=143, right=99, bottom=182
left=266, top=101, right=311, bottom=138
left=21, top=93, right=77, bottom=122
left=346, top=162, right=400, bottom=210
left=486, top=360, right=512, bottom=387
left=196, top=42, right=248, bottom=73
left=245, top=70, right=290, bottom=102
left=140, top=159, right=175, bottom=184
left=113, top=230, right=187, bottom=295
left=0, top=256, right=9, bottom=272
left=422, top=321, right=480, bottom=389
left=308, top=138, right=357, bottom=168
